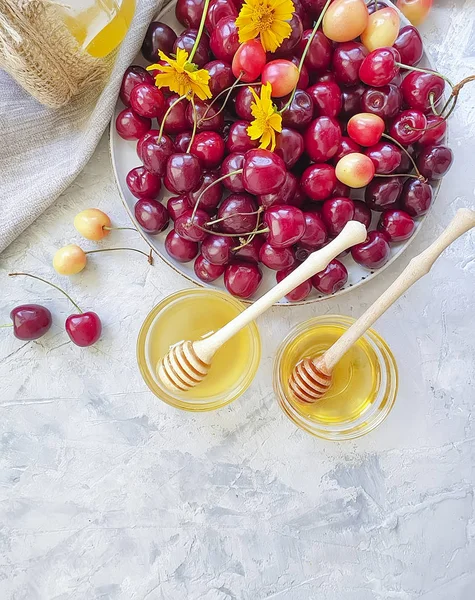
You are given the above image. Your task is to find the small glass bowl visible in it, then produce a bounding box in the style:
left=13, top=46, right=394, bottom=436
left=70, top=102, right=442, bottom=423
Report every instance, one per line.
left=274, top=315, right=398, bottom=441
left=137, top=289, right=261, bottom=411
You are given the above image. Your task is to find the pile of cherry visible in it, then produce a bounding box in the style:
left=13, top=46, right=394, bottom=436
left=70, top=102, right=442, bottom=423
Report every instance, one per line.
left=115, top=0, right=453, bottom=302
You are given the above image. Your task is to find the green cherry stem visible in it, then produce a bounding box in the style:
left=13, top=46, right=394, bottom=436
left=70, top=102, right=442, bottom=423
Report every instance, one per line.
left=197, top=225, right=269, bottom=237
left=0, top=324, right=14, bottom=328
left=85, top=247, right=154, bottom=265
left=158, top=94, right=187, bottom=139
left=200, top=73, right=245, bottom=123
left=187, top=96, right=198, bottom=153
left=206, top=207, right=263, bottom=227
left=191, top=169, right=243, bottom=220
left=280, top=0, right=332, bottom=114
left=9, top=273, right=83, bottom=314
left=374, top=173, right=426, bottom=182
left=103, top=226, right=137, bottom=232
left=381, top=133, right=423, bottom=178
left=189, top=0, right=211, bottom=63
left=395, top=62, right=455, bottom=89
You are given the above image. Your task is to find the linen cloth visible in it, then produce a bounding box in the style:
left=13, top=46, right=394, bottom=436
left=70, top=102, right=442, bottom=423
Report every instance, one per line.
left=0, top=0, right=167, bottom=253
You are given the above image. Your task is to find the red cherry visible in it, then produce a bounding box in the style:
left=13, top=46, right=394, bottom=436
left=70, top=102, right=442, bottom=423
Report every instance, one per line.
left=138, top=132, right=174, bottom=176
left=258, top=172, right=298, bottom=209
left=232, top=40, right=266, bottom=82
left=261, top=59, right=300, bottom=97
left=174, top=29, right=210, bottom=68
left=225, top=121, right=258, bottom=154
left=204, top=60, right=235, bottom=97
left=10, top=304, right=52, bottom=340
left=264, top=205, right=306, bottom=248
left=378, top=209, right=415, bottom=241
left=189, top=171, right=224, bottom=213
left=224, top=261, right=262, bottom=298
left=365, top=177, right=403, bottom=211
left=300, top=211, right=328, bottom=247
left=400, top=179, right=433, bottom=216
left=416, top=145, right=453, bottom=180
left=129, top=84, right=165, bottom=119
left=273, top=13, right=303, bottom=56
left=259, top=242, right=296, bottom=270
left=233, top=236, right=264, bottom=263
left=167, top=195, right=192, bottom=221
left=332, top=41, right=368, bottom=86
left=351, top=231, right=391, bottom=269
left=359, top=47, right=401, bottom=87
left=299, top=30, right=332, bottom=72
left=115, top=109, right=151, bottom=140
left=194, top=255, right=225, bottom=282
left=401, top=71, right=445, bottom=112
left=234, top=85, right=259, bottom=120
left=361, top=84, right=402, bottom=120
left=220, top=153, right=245, bottom=192
left=176, top=0, right=205, bottom=28
left=120, top=66, right=154, bottom=106
left=134, top=199, right=169, bottom=233
left=301, top=163, right=337, bottom=201
left=242, top=149, right=286, bottom=195
left=206, top=0, right=238, bottom=30
left=201, top=234, right=235, bottom=265
left=165, top=229, right=199, bottom=262
left=312, top=259, right=348, bottom=294
left=126, top=167, right=161, bottom=199
left=304, top=116, right=341, bottom=162
left=166, top=153, right=202, bottom=193
left=175, top=208, right=209, bottom=242
left=217, top=194, right=258, bottom=234
left=162, top=94, right=189, bottom=134
left=393, top=25, right=423, bottom=66
left=353, top=199, right=372, bottom=228
left=276, top=267, right=312, bottom=302
left=65, top=312, right=102, bottom=347
left=190, top=131, right=225, bottom=169
left=340, top=84, right=365, bottom=118
left=274, top=128, right=304, bottom=169
left=348, top=113, right=385, bottom=146
left=418, top=114, right=447, bottom=146
left=210, top=17, right=240, bottom=63
left=306, top=82, right=342, bottom=118
left=333, top=136, right=362, bottom=162
left=141, top=22, right=177, bottom=62
left=321, top=197, right=355, bottom=236
left=365, top=141, right=402, bottom=174
left=186, top=98, right=225, bottom=132
left=389, top=109, right=427, bottom=145
left=279, top=89, right=314, bottom=130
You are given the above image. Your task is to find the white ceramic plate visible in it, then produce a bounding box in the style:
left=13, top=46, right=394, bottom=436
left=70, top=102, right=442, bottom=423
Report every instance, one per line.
left=110, top=2, right=442, bottom=305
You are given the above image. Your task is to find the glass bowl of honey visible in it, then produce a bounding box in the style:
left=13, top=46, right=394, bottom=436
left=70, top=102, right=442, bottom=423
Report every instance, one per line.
left=137, top=289, right=261, bottom=411
left=274, top=315, right=398, bottom=440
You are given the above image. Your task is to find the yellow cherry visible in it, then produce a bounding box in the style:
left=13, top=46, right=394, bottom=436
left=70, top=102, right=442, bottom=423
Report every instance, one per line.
left=74, top=209, right=111, bottom=241
left=53, top=245, right=87, bottom=275
left=323, top=0, right=369, bottom=43
left=335, top=153, right=375, bottom=188
left=361, top=7, right=400, bottom=52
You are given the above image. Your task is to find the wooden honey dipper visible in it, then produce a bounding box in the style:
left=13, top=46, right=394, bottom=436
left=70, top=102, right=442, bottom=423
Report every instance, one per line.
left=290, top=208, right=475, bottom=404
left=157, top=221, right=367, bottom=393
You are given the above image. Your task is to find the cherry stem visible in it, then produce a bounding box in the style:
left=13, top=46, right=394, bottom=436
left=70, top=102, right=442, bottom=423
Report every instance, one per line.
left=158, top=94, right=187, bottom=139
left=8, top=273, right=83, bottom=314
left=429, top=92, right=439, bottom=116
left=281, top=0, right=332, bottom=113
left=373, top=0, right=377, bottom=10
left=381, top=133, right=422, bottom=178
left=206, top=207, right=263, bottom=227
left=395, top=62, right=455, bottom=90
left=191, top=169, right=243, bottom=220
left=187, top=96, right=197, bottom=153
left=197, top=225, right=269, bottom=237
left=200, top=73, right=244, bottom=123
left=439, top=74, right=475, bottom=116
left=374, top=173, right=427, bottom=182
left=0, top=324, right=14, bottom=328
left=103, top=226, right=137, bottom=232
left=232, top=211, right=265, bottom=251
left=188, top=0, right=210, bottom=63
left=85, top=247, right=154, bottom=265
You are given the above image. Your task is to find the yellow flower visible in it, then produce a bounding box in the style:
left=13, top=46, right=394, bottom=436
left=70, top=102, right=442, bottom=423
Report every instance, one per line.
left=147, top=48, right=212, bottom=101
left=247, top=83, right=282, bottom=151
left=236, top=0, right=295, bottom=53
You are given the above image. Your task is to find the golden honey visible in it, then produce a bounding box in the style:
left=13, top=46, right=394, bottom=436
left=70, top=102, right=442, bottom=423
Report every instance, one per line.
left=137, top=289, right=261, bottom=411
left=274, top=315, right=398, bottom=440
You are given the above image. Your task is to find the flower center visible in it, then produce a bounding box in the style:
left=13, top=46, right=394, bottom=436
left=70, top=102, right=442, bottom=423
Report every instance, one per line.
left=254, top=6, right=275, bottom=32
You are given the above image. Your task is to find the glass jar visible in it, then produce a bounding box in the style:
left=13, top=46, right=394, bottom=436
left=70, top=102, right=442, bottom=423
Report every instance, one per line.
left=274, top=315, right=398, bottom=440
left=137, top=289, right=261, bottom=411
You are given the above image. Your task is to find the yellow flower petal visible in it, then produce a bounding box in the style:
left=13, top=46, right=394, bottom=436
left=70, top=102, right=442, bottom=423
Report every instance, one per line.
left=147, top=49, right=211, bottom=100
left=236, top=0, right=295, bottom=53
left=247, top=82, right=282, bottom=151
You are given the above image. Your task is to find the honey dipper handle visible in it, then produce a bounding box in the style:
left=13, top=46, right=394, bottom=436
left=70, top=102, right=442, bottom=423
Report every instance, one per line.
left=193, top=220, right=368, bottom=363
left=322, top=208, right=475, bottom=372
